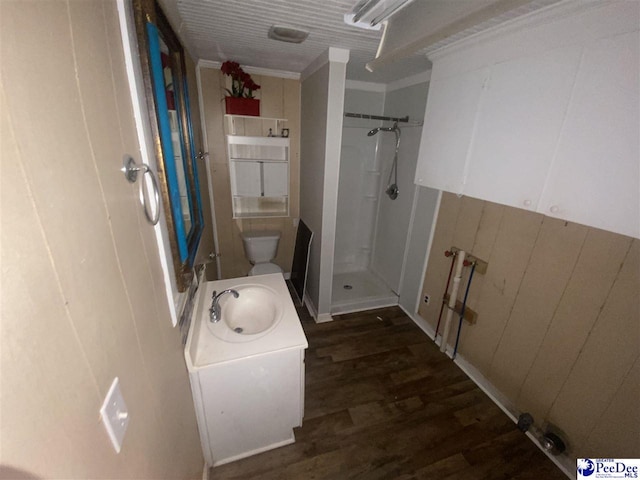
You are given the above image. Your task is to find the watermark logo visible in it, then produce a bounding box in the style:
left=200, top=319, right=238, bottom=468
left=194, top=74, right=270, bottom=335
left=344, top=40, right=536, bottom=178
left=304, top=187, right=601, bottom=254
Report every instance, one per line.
left=577, top=459, right=640, bottom=479
left=578, top=459, right=595, bottom=477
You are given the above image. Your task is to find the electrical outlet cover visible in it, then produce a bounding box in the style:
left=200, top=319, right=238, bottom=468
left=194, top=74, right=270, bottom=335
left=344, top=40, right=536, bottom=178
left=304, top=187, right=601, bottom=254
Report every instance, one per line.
left=100, top=377, right=130, bottom=453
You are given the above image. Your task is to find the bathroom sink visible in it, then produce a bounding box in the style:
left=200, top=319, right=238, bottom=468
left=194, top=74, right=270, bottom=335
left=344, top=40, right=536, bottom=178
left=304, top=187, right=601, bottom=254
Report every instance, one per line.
left=206, top=284, right=284, bottom=342
left=185, top=273, right=308, bottom=467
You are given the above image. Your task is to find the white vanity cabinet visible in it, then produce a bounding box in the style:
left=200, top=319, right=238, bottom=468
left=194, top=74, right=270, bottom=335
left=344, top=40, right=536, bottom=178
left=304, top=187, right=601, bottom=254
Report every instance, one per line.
left=195, top=347, right=305, bottom=465
left=185, top=274, right=308, bottom=468
left=415, top=2, right=639, bottom=238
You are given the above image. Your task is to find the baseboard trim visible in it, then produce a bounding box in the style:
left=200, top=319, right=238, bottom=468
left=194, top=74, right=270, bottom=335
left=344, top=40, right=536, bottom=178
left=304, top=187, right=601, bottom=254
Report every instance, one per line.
left=212, top=435, right=296, bottom=467
left=399, top=305, right=436, bottom=339
left=453, top=354, right=575, bottom=479
left=302, top=291, right=334, bottom=323
left=331, top=297, right=398, bottom=316
left=400, top=306, right=575, bottom=480
left=303, top=291, right=316, bottom=317
left=316, top=313, right=334, bottom=323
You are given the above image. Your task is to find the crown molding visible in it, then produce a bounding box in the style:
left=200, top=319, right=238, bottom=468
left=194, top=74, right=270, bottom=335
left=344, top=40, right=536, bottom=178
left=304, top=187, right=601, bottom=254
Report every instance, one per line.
left=328, top=46, right=350, bottom=64
left=386, top=70, right=431, bottom=92
left=345, top=69, right=430, bottom=93
left=427, top=0, right=611, bottom=61
left=345, top=80, right=386, bottom=92
left=197, top=59, right=300, bottom=80
left=301, top=47, right=350, bottom=81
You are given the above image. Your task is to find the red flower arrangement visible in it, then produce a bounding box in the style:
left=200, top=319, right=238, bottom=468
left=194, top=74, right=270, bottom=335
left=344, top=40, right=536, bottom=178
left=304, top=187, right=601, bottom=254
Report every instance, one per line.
left=221, top=61, right=261, bottom=98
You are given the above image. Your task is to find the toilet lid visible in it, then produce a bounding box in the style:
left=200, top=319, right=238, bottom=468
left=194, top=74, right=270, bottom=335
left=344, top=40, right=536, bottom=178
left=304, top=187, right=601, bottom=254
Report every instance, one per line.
left=249, top=263, right=283, bottom=275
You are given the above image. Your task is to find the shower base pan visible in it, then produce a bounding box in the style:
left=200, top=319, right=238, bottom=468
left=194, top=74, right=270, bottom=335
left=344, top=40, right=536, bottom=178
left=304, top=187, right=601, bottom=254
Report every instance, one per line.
left=331, top=270, right=398, bottom=316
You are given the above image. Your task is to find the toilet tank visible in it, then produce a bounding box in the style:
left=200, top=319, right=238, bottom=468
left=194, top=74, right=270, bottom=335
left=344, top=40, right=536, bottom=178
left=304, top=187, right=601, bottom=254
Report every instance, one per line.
left=241, top=231, right=281, bottom=263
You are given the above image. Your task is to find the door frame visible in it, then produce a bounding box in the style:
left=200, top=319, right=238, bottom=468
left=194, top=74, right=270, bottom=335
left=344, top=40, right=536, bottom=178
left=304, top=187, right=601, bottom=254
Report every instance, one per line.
left=195, top=62, right=222, bottom=280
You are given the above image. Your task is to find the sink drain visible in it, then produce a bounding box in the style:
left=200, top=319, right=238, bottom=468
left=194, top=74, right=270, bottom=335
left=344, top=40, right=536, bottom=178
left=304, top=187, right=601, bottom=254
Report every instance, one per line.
left=233, top=327, right=244, bottom=334
left=343, top=284, right=353, bottom=290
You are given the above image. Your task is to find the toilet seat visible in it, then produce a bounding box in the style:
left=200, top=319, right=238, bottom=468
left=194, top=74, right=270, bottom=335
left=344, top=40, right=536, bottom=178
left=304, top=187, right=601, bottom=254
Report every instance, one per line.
left=248, top=263, right=283, bottom=276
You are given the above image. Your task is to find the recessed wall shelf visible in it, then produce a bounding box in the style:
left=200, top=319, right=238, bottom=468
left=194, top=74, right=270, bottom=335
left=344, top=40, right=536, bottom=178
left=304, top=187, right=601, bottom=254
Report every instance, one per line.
left=224, top=114, right=288, bottom=137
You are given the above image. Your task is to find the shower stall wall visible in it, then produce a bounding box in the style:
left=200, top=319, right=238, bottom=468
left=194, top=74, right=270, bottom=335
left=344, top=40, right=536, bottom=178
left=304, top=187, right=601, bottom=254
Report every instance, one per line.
left=332, top=134, right=397, bottom=313
left=332, top=88, right=397, bottom=314
left=333, top=123, right=381, bottom=274
left=331, top=82, right=434, bottom=316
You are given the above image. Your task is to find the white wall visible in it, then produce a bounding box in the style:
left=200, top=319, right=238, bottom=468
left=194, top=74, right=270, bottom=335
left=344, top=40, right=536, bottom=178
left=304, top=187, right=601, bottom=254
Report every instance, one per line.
left=335, top=88, right=385, bottom=273
left=371, top=82, right=431, bottom=293
left=0, top=1, right=202, bottom=477
left=382, top=81, right=440, bottom=314
left=300, top=48, right=348, bottom=320
left=399, top=186, right=440, bottom=313
left=300, top=63, right=329, bottom=315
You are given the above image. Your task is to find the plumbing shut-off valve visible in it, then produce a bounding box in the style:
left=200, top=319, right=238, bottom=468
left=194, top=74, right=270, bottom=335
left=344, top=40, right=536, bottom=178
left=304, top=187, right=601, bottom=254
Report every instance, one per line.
left=541, top=431, right=566, bottom=455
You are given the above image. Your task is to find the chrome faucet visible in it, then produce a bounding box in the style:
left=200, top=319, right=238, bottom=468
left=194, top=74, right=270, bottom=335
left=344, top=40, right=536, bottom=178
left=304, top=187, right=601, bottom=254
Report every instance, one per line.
left=209, top=289, right=239, bottom=323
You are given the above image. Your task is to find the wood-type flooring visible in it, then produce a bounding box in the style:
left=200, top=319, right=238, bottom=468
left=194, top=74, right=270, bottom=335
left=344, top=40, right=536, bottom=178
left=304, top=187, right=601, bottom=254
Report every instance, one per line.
left=209, top=306, right=566, bottom=480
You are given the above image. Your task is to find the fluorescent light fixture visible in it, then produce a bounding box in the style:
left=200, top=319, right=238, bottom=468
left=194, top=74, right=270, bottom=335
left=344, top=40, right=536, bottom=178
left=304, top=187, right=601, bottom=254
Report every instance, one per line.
left=268, top=25, right=309, bottom=43
left=353, top=0, right=379, bottom=23
left=344, top=0, right=414, bottom=30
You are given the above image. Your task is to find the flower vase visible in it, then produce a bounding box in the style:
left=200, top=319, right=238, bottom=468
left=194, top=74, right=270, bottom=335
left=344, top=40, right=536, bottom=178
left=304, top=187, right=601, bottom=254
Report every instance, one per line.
left=225, top=97, right=260, bottom=116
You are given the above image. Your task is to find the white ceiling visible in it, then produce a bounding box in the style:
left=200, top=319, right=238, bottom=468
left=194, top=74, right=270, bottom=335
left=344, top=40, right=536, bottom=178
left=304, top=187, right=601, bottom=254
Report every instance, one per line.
left=162, top=0, right=561, bottom=84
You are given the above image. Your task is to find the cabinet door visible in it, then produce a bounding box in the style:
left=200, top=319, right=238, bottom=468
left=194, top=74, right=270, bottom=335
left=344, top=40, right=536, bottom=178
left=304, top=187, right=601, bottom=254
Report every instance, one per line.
left=463, top=45, right=582, bottom=210
left=230, top=161, right=261, bottom=196
left=415, top=67, right=489, bottom=194
left=263, top=162, right=289, bottom=197
left=539, top=31, right=639, bottom=238
left=197, top=348, right=302, bottom=465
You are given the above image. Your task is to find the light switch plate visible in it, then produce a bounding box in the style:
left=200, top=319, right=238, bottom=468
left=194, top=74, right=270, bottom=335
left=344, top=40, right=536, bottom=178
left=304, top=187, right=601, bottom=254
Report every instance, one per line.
left=100, top=377, right=130, bottom=453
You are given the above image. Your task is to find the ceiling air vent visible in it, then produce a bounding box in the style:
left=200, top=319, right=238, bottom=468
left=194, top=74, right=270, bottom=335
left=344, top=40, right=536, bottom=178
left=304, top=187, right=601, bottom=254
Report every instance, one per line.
left=267, top=25, right=309, bottom=44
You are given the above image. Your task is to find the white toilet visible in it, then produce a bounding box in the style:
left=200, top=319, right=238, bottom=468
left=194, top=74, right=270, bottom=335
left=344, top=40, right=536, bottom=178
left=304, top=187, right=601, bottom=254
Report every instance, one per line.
left=241, top=230, right=284, bottom=276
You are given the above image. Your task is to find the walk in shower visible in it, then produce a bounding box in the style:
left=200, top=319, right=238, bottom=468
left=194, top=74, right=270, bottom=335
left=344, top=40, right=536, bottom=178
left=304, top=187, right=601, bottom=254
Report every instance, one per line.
left=332, top=116, right=396, bottom=313
left=331, top=85, right=425, bottom=315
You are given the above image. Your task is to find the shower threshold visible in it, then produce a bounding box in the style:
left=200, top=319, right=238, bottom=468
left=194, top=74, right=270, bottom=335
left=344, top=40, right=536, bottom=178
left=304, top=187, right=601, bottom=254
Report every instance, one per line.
left=331, top=270, right=398, bottom=316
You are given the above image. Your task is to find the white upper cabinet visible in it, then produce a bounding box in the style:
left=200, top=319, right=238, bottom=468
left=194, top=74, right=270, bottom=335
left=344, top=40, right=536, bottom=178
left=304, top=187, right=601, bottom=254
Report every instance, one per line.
left=415, top=67, right=489, bottom=195
left=464, top=46, right=582, bottom=210
left=415, top=2, right=639, bottom=238
left=224, top=115, right=291, bottom=218
left=227, top=134, right=290, bottom=218
left=538, top=31, right=639, bottom=238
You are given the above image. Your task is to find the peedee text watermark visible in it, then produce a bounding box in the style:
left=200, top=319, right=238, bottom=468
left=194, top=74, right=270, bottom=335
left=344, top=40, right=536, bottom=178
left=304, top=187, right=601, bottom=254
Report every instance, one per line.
left=578, top=459, right=640, bottom=479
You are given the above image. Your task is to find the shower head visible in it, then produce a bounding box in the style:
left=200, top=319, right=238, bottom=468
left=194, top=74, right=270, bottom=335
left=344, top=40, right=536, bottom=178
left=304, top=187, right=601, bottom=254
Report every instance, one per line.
left=367, top=122, right=402, bottom=200
left=367, top=123, right=400, bottom=136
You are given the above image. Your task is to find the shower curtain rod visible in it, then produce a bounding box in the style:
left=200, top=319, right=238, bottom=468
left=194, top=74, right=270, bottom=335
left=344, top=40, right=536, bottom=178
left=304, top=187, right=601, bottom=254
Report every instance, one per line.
left=344, top=112, right=422, bottom=126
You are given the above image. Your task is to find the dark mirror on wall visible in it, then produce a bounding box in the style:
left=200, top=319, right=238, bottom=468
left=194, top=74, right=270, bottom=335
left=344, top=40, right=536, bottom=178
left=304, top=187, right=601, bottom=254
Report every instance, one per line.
left=133, top=0, right=203, bottom=291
